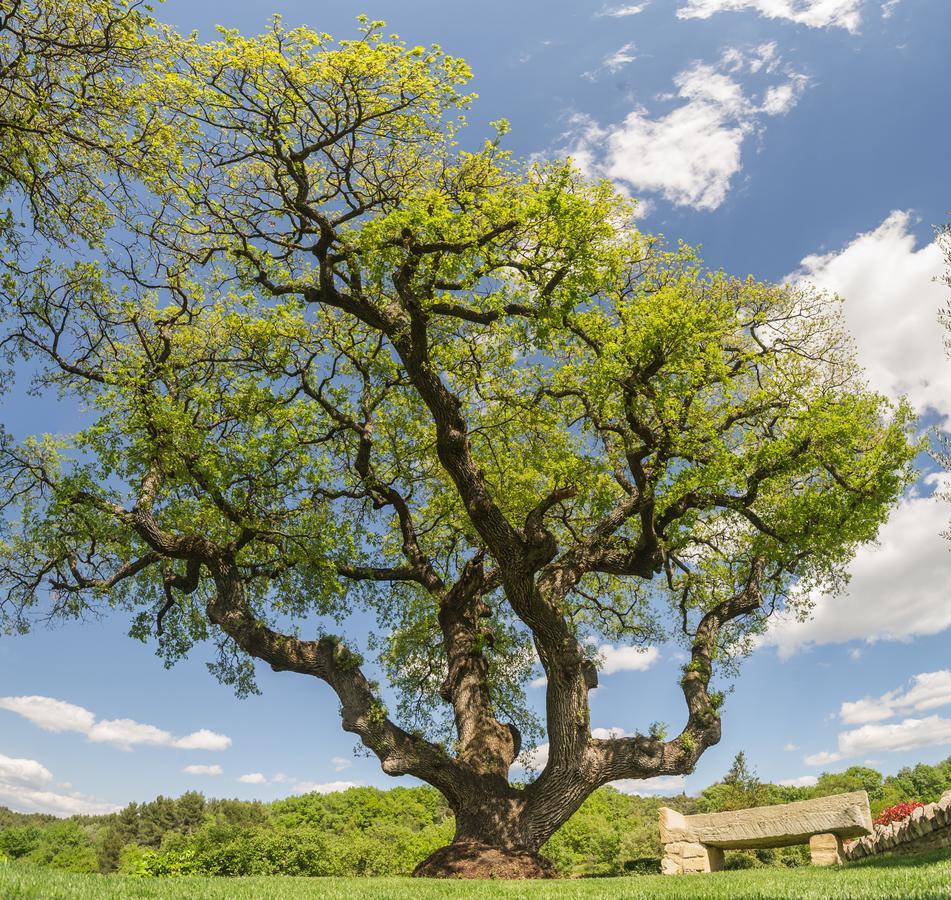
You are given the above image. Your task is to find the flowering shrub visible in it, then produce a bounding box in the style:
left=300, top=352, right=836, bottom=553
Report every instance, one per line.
left=874, top=801, right=925, bottom=826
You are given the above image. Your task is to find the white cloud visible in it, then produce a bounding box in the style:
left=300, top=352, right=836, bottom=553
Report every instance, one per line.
left=182, top=764, right=222, bottom=776
left=804, top=750, right=843, bottom=766
left=778, top=775, right=819, bottom=787
left=840, top=671, right=951, bottom=725
left=515, top=743, right=550, bottom=771
left=598, top=2, right=650, bottom=15
left=0, top=696, right=96, bottom=734
left=597, top=644, right=660, bottom=675
left=591, top=727, right=630, bottom=740
left=611, top=775, right=686, bottom=794
left=331, top=756, right=352, bottom=772
left=0, top=753, right=53, bottom=789
left=676, top=0, right=863, bottom=31
left=0, top=752, right=117, bottom=816
left=238, top=772, right=266, bottom=784
left=236, top=772, right=359, bottom=793
left=840, top=697, right=894, bottom=725
left=808, top=716, right=951, bottom=765
left=783, top=743, right=799, bottom=751
left=604, top=42, right=638, bottom=73
left=293, top=780, right=359, bottom=794
left=763, top=476, right=951, bottom=656
left=87, top=719, right=174, bottom=750
left=172, top=729, right=232, bottom=752
left=796, top=211, right=950, bottom=422
left=762, top=83, right=798, bottom=115
left=532, top=644, right=659, bottom=686
left=806, top=671, right=951, bottom=764
left=764, top=220, right=951, bottom=661
left=0, top=695, right=231, bottom=753
left=570, top=46, right=808, bottom=210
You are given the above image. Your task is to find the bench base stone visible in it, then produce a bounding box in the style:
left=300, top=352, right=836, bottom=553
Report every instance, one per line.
left=809, top=833, right=844, bottom=866
left=661, top=841, right=724, bottom=875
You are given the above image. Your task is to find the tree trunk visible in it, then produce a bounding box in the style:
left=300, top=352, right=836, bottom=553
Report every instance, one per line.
left=412, top=790, right=579, bottom=879
left=413, top=841, right=557, bottom=879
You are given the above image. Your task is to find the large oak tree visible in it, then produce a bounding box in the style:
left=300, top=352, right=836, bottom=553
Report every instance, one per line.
left=0, top=8, right=916, bottom=877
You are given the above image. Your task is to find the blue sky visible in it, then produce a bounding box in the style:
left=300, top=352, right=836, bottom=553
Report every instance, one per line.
left=2, top=0, right=951, bottom=815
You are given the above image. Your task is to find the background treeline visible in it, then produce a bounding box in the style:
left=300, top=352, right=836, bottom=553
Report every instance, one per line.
left=1, top=754, right=949, bottom=878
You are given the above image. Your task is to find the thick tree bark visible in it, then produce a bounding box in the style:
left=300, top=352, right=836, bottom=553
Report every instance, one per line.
left=414, top=789, right=563, bottom=878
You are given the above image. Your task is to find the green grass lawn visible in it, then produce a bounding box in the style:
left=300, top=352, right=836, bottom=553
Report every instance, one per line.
left=2, top=850, right=951, bottom=899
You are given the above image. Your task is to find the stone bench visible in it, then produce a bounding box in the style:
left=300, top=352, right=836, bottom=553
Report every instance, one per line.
left=659, top=790, right=873, bottom=874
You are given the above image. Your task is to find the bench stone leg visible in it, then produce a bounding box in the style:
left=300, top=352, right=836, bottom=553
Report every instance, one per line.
left=810, top=833, right=844, bottom=866
left=661, top=841, right=725, bottom=874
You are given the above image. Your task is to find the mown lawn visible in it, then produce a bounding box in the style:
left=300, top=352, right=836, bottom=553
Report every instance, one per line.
left=2, top=850, right=950, bottom=899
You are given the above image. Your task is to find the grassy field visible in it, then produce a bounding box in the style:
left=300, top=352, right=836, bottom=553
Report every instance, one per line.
left=2, top=850, right=950, bottom=899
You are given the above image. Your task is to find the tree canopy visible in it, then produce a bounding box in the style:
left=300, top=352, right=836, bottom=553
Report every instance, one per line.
left=0, top=4, right=917, bottom=868
left=0, top=0, right=161, bottom=244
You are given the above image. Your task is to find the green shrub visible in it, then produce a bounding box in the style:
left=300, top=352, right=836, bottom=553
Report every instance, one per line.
left=46, top=844, right=99, bottom=873
left=0, top=826, right=41, bottom=859
left=724, top=851, right=760, bottom=870
left=623, top=857, right=661, bottom=875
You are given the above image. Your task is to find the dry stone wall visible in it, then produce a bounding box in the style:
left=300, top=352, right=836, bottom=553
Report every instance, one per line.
left=843, top=790, right=951, bottom=862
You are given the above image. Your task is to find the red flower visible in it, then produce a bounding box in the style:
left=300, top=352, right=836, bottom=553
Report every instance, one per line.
left=874, top=801, right=925, bottom=826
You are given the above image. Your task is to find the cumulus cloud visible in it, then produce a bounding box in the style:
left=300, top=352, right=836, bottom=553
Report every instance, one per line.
left=807, top=671, right=951, bottom=765
left=763, top=476, right=951, bottom=656
left=293, top=780, right=359, bottom=794
left=515, top=743, right=550, bottom=771
left=172, top=729, right=232, bottom=751
left=839, top=671, right=951, bottom=725
left=0, top=754, right=53, bottom=789
left=569, top=45, right=808, bottom=210
left=676, top=0, right=863, bottom=31
left=237, top=772, right=267, bottom=784
left=783, top=743, right=799, bottom=751
left=0, top=696, right=95, bottom=734
left=763, top=213, right=951, bottom=655
left=238, top=770, right=357, bottom=793
left=0, top=695, right=231, bottom=753
left=0, top=752, right=117, bottom=816
left=531, top=644, right=659, bottom=687
left=807, top=716, right=951, bottom=766
left=591, top=727, right=630, bottom=740
left=182, top=764, right=222, bottom=776
left=611, top=775, right=687, bottom=794
left=804, top=750, right=842, bottom=766
left=597, top=644, right=660, bottom=675
left=778, top=775, right=819, bottom=787
left=796, top=211, right=950, bottom=422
